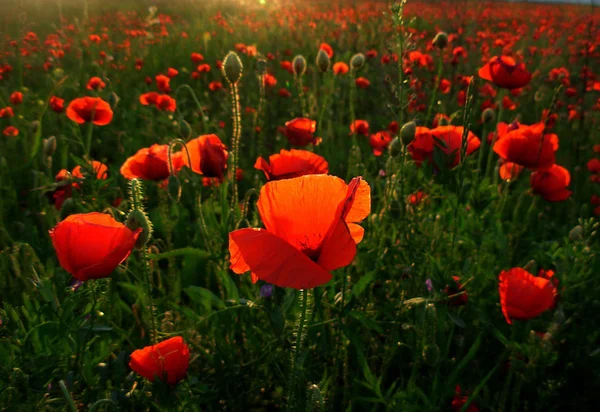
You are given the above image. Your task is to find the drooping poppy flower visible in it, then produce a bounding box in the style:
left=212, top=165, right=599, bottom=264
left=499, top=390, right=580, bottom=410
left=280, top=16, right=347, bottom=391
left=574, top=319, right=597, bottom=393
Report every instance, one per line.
left=319, top=42, right=333, bottom=58
left=66, top=97, right=113, bottom=126
left=50, top=96, right=65, bottom=113
left=3, top=126, right=18, bottom=137
left=10, top=91, right=23, bottom=105
left=498, top=267, right=558, bottom=324
left=530, top=164, right=572, bottom=202
left=49, top=213, right=141, bottom=281
left=121, top=144, right=183, bottom=181
left=408, top=126, right=480, bottom=168
left=280, top=118, right=318, bottom=147
left=129, top=336, right=190, bottom=385
left=183, top=134, right=228, bottom=179
left=254, top=149, right=328, bottom=181
left=478, top=56, right=532, bottom=90
left=86, top=76, right=106, bottom=91
left=350, top=120, right=370, bottom=136
left=493, top=123, right=558, bottom=170
left=369, top=131, right=393, bottom=156
left=333, top=62, right=349, bottom=75
left=229, top=175, right=371, bottom=289
left=499, top=161, right=524, bottom=181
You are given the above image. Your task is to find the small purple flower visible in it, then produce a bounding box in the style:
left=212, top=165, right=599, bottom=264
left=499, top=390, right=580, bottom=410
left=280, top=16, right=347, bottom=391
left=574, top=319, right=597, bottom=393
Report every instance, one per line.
left=425, top=279, right=433, bottom=293
left=378, top=169, right=386, bottom=177
left=260, top=284, right=273, bottom=298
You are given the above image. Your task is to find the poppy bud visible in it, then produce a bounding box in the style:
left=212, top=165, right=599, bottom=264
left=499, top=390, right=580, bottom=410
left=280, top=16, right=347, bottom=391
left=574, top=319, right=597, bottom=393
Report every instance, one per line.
left=481, top=108, right=496, bottom=124
left=350, top=53, right=365, bottom=71
left=43, top=136, right=57, bottom=157
left=126, top=209, right=153, bottom=249
left=400, top=121, right=416, bottom=146
left=256, top=58, right=267, bottom=75
left=222, top=51, right=243, bottom=85
left=389, top=137, right=402, bottom=157
left=109, top=92, right=120, bottom=110
left=422, top=344, right=440, bottom=366
left=292, top=55, right=306, bottom=76
left=316, top=49, right=330, bottom=73
left=569, top=225, right=583, bottom=241
left=432, top=32, right=448, bottom=49
left=168, top=175, right=182, bottom=203
left=30, top=121, right=40, bottom=135
left=52, top=68, right=65, bottom=80
left=523, top=259, right=537, bottom=273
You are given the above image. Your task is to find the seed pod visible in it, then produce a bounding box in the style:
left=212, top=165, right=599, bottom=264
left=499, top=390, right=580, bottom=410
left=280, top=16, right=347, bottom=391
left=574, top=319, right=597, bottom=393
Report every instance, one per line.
left=432, top=32, right=448, bottom=49
left=43, top=136, right=57, bottom=157
left=292, top=55, right=307, bottom=76
left=400, top=121, right=416, bottom=146
left=389, top=137, right=402, bottom=157
left=256, top=58, right=267, bottom=75
left=481, top=108, right=496, bottom=124
left=222, top=51, right=243, bottom=85
left=316, top=49, right=330, bottom=73
left=350, top=53, right=365, bottom=71
left=109, top=92, right=120, bottom=110
left=126, top=209, right=153, bottom=249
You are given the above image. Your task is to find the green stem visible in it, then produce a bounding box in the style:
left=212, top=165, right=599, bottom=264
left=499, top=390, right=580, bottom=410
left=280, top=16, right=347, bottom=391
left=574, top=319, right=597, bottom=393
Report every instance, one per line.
left=141, top=246, right=158, bottom=344
left=287, top=289, right=309, bottom=411
left=228, top=83, right=241, bottom=211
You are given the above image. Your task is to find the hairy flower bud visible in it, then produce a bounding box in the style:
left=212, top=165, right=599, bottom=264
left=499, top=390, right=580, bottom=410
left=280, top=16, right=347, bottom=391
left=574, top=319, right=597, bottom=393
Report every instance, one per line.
left=316, top=49, right=330, bottom=73
left=481, top=108, right=496, bottom=124
left=292, top=55, right=307, bottom=76
left=432, top=32, right=448, bottom=49
left=222, top=51, right=243, bottom=85
left=350, top=53, right=365, bottom=71
left=126, top=209, right=153, bottom=249
left=400, top=121, right=416, bottom=146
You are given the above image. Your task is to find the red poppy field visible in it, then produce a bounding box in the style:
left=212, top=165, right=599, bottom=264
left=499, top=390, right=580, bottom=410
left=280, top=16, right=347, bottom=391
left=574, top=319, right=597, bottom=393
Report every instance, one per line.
left=1, top=0, right=600, bottom=410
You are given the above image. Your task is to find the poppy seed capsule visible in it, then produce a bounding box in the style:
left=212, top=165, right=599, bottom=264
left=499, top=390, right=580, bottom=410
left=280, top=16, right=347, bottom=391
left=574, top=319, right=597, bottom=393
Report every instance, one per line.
left=126, top=209, right=153, bottom=249
left=432, top=32, right=448, bottom=49
left=400, top=121, right=416, bottom=146
left=350, top=53, right=365, bottom=71
left=109, top=92, right=120, bottom=109
left=43, top=136, right=57, bottom=157
left=481, top=108, right=496, bottom=124
left=389, top=137, right=402, bottom=157
left=256, top=58, right=267, bottom=75
left=292, top=55, right=307, bottom=76
left=316, top=49, right=330, bottom=72
left=222, top=51, right=243, bottom=85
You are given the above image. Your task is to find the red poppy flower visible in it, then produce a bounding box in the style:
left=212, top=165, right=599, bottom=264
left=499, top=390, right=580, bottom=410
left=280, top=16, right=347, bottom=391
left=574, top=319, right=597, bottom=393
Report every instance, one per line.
left=478, top=56, right=532, bottom=90
left=319, top=42, right=333, bottom=58
left=408, top=126, right=480, bottom=168
left=229, top=175, right=371, bottom=289
left=66, top=97, right=113, bottom=126
left=121, top=144, right=183, bottom=181
left=498, top=267, right=558, bottom=324
left=52, top=169, right=72, bottom=210
left=281, top=118, right=318, bottom=147
left=278, top=88, right=291, bottom=98
left=196, top=64, right=211, bottom=73
left=155, top=94, right=176, bottom=112
left=183, top=134, right=228, bottom=179
left=407, top=191, right=427, bottom=206
left=444, top=276, right=468, bottom=306
left=588, top=158, right=600, bottom=174
left=140, top=92, right=159, bottom=106
left=86, top=76, right=106, bottom=91
left=50, top=96, right=65, bottom=113
left=333, top=62, right=349, bottom=75
left=208, top=81, right=223, bottom=92
left=264, top=74, right=277, bottom=87
left=0, top=107, right=14, bottom=118
left=3, top=126, right=18, bottom=137
left=369, top=131, right=393, bottom=156
left=167, top=67, right=178, bottom=78
left=155, top=74, right=171, bottom=93
left=254, top=149, right=328, bottom=181
left=451, top=386, right=479, bottom=412
left=499, top=161, right=524, bottom=181
left=280, top=61, right=293, bottom=74
left=493, top=123, right=558, bottom=170
left=129, top=336, right=190, bottom=385
left=355, top=77, right=370, bottom=88
left=350, top=120, right=370, bottom=136
left=530, top=164, right=572, bottom=202
left=72, top=160, right=108, bottom=181
left=191, top=52, right=204, bottom=63
left=49, top=213, right=141, bottom=281
left=439, top=79, right=451, bottom=94
left=10, top=91, right=23, bottom=105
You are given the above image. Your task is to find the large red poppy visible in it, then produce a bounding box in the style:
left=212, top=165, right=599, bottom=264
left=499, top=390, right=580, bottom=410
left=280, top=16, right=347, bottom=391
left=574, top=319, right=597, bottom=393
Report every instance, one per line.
left=280, top=118, right=318, bottom=147
left=408, top=126, right=480, bottom=168
left=369, top=131, right=393, bottom=156
left=121, top=144, right=183, bottom=181
left=254, top=149, right=328, bottom=181
left=129, top=336, right=190, bottom=385
left=66, top=97, right=113, bottom=126
left=493, top=123, right=558, bottom=170
left=229, top=175, right=371, bottom=289
left=478, top=56, right=532, bottom=90
left=530, top=164, right=572, bottom=202
left=49, top=213, right=141, bottom=281
left=183, top=134, right=228, bottom=179
left=498, top=268, right=558, bottom=324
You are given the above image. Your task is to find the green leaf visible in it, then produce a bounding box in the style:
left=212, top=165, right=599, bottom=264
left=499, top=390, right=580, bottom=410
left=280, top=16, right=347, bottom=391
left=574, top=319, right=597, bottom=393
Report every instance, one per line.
left=352, top=270, right=376, bottom=298
left=185, top=286, right=226, bottom=310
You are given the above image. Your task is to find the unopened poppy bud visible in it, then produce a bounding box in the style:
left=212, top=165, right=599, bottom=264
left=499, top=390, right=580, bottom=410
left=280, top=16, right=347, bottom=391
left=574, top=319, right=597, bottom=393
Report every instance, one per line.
left=222, top=51, right=243, bottom=85
left=316, top=49, right=330, bottom=73
left=109, top=92, right=120, bottom=109
left=422, top=344, right=440, bottom=366
left=432, top=32, right=448, bottom=49
left=43, top=136, right=57, bottom=157
left=292, top=55, right=307, bottom=76
left=256, top=58, right=267, bottom=75
left=350, top=53, right=365, bottom=71
left=523, top=259, right=537, bottom=273
left=389, top=137, right=402, bottom=157
left=168, top=175, right=182, bottom=203
left=481, top=108, right=496, bottom=124
left=400, top=121, right=416, bottom=146
left=126, top=209, right=153, bottom=248
left=30, top=121, right=40, bottom=135
left=569, top=225, right=583, bottom=241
